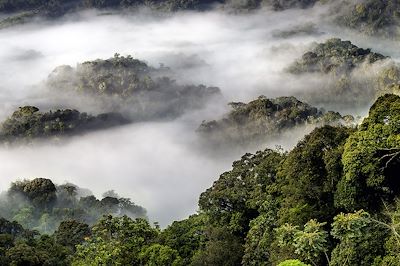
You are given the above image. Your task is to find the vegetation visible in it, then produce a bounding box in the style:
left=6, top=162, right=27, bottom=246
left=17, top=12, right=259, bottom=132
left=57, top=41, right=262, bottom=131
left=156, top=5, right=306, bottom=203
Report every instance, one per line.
left=0, top=178, right=146, bottom=234
left=192, top=94, right=399, bottom=266
left=288, top=38, right=387, bottom=75
left=0, top=0, right=223, bottom=28
left=272, top=23, right=322, bottom=39
left=0, top=0, right=336, bottom=29
left=0, top=0, right=319, bottom=15
left=0, top=1, right=399, bottom=265
left=1, top=0, right=400, bottom=40
left=337, top=0, right=400, bottom=39
left=261, top=0, right=318, bottom=10
left=197, top=95, right=353, bottom=147
left=0, top=53, right=222, bottom=145
left=287, top=38, right=400, bottom=109
left=0, top=0, right=218, bottom=14
left=336, top=94, right=400, bottom=211
left=0, top=0, right=324, bottom=15
left=0, top=106, right=128, bottom=144
left=47, top=54, right=220, bottom=121
left=0, top=94, right=399, bottom=265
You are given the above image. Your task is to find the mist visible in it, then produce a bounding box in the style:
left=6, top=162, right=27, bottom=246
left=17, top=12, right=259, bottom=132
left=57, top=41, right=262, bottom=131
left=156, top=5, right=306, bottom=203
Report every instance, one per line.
left=0, top=5, right=398, bottom=226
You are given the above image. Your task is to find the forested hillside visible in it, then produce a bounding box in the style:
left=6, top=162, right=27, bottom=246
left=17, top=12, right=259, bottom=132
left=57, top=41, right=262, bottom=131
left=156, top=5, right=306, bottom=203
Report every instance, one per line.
left=0, top=106, right=128, bottom=144
left=197, top=95, right=353, bottom=147
left=46, top=54, right=220, bottom=122
left=0, top=94, right=398, bottom=265
left=2, top=0, right=400, bottom=40
left=0, top=1, right=399, bottom=265
left=287, top=38, right=400, bottom=109
left=0, top=54, right=221, bottom=145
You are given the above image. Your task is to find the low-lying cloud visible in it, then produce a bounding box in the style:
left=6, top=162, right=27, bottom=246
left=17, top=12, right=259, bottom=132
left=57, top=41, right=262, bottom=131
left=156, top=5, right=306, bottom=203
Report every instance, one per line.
left=0, top=5, right=398, bottom=226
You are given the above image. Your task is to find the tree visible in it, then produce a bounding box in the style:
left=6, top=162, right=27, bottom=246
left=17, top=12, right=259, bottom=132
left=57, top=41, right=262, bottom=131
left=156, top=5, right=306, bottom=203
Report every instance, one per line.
left=12, top=207, right=35, bottom=229
left=9, top=178, right=57, bottom=210
left=34, top=234, right=71, bottom=266
left=199, top=149, right=284, bottom=235
left=278, top=260, right=311, bottom=266
left=330, top=210, right=386, bottom=266
left=73, top=215, right=158, bottom=265
left=160, top=214, right=207, bottom=264
left=190, top=226, right=244, bottom=266
left=275, top=220, right=329, bottom=266
left=336, top=94, right=400, bottom=211
left=6, top=243, right=48, bottom=266
left=198, top=96, right=349, bottom=147
left=0, top=218, right=25, bottom=237
left=278, top=126, right=353, bottom=225
left=139, top=244, right=183, bottom=266
left=57, top=184, right=78, bottom=208
left=369, top=201, right=400, bottom=265
left=242, top=197, right=280, bottom=266
left=54, top=220, right=91, bottom=250
left=118, top=197, right=147, bottom=218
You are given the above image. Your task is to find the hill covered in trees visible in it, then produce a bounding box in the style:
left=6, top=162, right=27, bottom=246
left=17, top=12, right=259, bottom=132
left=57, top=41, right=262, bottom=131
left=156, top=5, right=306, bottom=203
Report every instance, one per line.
left=0, top=0, right=221, bottom=28
left=0, top=54, right=222, bottom=145
left=0, top=106, right=128, bottom=144
left=46, top=54, right=221, bottom=121
left=197, top=95, right=354, bottom=147
left=287, top=38, right=400, bottom=109
left=1, top=0, right=399, bottom=40
left=0, top=93, right=398, bottom=265
left=0, top=178, right=146, bottom=234
left=337, top=0, right=400, bottom=39
left=287, top=38, right=387, bottom=75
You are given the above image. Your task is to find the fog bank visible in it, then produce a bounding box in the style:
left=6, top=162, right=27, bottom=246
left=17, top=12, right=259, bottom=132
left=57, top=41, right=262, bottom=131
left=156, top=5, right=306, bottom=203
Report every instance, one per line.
left=0, top=6, right=397, bottom=225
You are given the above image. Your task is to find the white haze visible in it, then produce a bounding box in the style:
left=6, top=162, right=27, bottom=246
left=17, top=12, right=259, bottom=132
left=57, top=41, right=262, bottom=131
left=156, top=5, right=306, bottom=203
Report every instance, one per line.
left=0, top=6, right=398, bottom=226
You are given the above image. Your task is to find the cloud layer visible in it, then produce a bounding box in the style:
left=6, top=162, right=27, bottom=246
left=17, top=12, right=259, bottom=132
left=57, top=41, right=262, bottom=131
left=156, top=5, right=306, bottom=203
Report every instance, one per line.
left=0, top=6, right=398, bottom=226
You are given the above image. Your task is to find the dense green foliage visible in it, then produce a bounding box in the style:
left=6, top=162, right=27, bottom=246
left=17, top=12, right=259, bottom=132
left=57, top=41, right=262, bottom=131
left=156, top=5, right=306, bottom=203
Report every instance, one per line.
left=0, top=1, right=399, bottom=265
left=277, top=260, right=310, bottom=266
left=278, top=126, right=353, bottom=225
left=288, top=38, right=400, bottom=108
left=0, top=106, right=128, bottom=143
left=337, top=0, right=400, bottom=39
left=194, top=94, right=399, bottom=265
left=336, top=94, right=400, bottom=211
left=198, top=95, right=352, bottom=147
left=0, top=54, right=222, bottom=145
left=0, top=178, right=146, bottom=234
left=199, top=148, right=284, bottom=235
left=160, top=214, right=207, bottom=264
left=47, top=54, right=220, bottom=121
left=288, top=38, right=386, bottom=75
left=73, top=215, right=159, bottom=265
left=0, top=96, right=398, bottom=265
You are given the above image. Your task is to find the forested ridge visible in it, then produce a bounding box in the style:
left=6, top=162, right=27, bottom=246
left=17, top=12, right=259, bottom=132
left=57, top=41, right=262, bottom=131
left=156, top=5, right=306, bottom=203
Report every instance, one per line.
left=0, top=94, right=398, bottom=265
left=286, top=38, right=400, bottom=109
left=0, top=53, right=221, bottom=145
left=0, top=106, right=129, bottom=144
left=197, top=95, right=354, bottom=147
left=1, top=0, right=400, bottom=40
left=46, top=54, right=220, bottom=122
